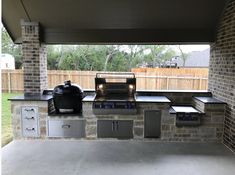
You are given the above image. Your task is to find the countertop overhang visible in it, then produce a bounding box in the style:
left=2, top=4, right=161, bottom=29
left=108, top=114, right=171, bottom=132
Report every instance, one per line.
left=82, top=95, right=171, bottom=103
left=193, top=96, right=226, bottom=104
left=8, top=95, right=53, bottom=101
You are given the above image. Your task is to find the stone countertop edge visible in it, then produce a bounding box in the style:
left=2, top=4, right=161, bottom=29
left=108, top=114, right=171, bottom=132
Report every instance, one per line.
left=8, top=95, right=53, bottom=101
left=135, top=96, right=171, bottom=103
left=82, top=89, right=210, bottom=93
left=169, top=106, right=205, bottom=115
left=82, top=95, right=171, bottom=103
left=193, top=96, right=226, bottom=104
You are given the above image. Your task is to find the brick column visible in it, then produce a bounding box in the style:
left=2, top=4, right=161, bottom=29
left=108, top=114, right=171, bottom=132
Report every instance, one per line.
left=21, top=20, right=48, bottom=95
left=208, top=0, right=235, bottom=152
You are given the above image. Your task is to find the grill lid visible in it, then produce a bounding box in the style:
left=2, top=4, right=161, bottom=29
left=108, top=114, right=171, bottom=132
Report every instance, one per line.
left=53, top=80, right=83, bottom=96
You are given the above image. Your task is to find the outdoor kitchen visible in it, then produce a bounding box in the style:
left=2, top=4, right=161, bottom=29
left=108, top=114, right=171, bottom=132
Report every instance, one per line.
left=9, top=72, right=226, bottom=142
left=2, top=0, right=234, bottom=175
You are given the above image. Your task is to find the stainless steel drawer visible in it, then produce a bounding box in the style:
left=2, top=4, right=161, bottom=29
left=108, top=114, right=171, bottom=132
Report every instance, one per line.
left=22, top=124, right=39, bottom=137
left=21, top=107, right=38, bottom=118
left=21, top=106, right=39, bottom=137
left=48, top=120, right=85, bottom=138
left=22, top=115, right=38, bottom=125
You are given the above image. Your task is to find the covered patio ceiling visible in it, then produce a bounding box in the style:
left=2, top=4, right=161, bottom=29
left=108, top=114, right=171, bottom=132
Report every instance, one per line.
left=2, top=0, right=230, bottom=44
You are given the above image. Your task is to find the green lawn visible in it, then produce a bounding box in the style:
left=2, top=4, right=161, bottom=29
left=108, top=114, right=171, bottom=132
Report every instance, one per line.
left=2, top=93, right=21, bottom=147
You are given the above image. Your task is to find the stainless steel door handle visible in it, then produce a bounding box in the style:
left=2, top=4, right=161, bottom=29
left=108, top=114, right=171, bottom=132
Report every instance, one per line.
left=116, top=121, right=119, bottom=131
left=61, top=124, right=71, bottom=129
left=26, top=127, right=35, bottom=131
left=25, top=117, right=35, bottom=120
left=112, top=121, right=114, bottom=131
left=25, top=108, right=35, bottom=112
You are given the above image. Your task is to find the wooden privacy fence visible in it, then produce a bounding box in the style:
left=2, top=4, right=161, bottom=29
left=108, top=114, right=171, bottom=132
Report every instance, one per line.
left=1, top=68, right=208, bottom=93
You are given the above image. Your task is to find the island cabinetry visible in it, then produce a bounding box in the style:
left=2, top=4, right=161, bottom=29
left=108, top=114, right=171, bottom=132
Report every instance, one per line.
left=97, top=120, right=133, bottom=139
left=144, top=110, right=161, bottom=138
left=21, top=106, right=39, bottom=137
left=48, top=120, right=85, bottom=138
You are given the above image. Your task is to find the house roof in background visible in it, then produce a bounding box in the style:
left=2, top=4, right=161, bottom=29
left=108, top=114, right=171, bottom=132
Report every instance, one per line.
left=2, top=0, right=230, bottom=44
left=176, top=49, right=210, bottom=67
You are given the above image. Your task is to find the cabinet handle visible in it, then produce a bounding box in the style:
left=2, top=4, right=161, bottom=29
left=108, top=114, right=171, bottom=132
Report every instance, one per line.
left=112, top=121, right=114, bottom=131
left=62, top=124, right=71, bottom=129
left=116, top=121, right=119, bottom=131
left=25, top=108, right=35, bottom=112
left=26, top=127, right=35, bottom=131
left=25, top=117, right=35, bottom=120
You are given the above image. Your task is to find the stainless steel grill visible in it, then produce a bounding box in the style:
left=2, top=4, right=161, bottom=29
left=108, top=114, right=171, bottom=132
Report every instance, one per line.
left=93, top=73, right=137, bottom=115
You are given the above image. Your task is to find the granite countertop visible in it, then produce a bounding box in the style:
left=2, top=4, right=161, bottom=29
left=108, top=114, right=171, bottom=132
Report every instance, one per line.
left=169, top=106, right=202, bottom=114
left=83, top=95, right=171, bottom=103
left=194, top=96, right=226, bottom=104
left=82, top=95, right=96, bottom=102
left=135, top=96, right=171, bottom=103
left=9, top=95, right=53, bottom=101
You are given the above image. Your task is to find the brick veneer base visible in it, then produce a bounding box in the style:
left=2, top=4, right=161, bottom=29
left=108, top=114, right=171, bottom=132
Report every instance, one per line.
left=208, top=0, right=235, bottom=152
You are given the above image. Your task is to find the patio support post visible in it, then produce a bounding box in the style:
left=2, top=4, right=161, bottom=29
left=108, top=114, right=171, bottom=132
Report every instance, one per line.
left=21, top=19, right=47, bottom=95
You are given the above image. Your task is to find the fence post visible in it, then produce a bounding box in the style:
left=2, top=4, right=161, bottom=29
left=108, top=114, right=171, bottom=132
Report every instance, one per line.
left=166, top=77, right=169, bottom=90
left=7, top=71, right=11, bottom=93
left=199, top=78, right=202, bottom=90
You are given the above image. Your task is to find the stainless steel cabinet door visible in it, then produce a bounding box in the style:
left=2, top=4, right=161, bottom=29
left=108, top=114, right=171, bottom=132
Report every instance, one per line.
left=97, top=120, right=114, bottom=138
left=48, top=120, right=85, bottom=138
left=113, top=120, right=133, bottom=139
left=97, top=120, right=133, bottom=139
left=144, top=110, right=161, bottom=138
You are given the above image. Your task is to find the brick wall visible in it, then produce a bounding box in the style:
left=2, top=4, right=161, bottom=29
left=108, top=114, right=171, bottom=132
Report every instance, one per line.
left=208, top=0, right=235, bottom=151
left=21, top=20, right=47, bottom=95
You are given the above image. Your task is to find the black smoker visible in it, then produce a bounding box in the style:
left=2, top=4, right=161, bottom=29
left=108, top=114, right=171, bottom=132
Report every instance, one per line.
left=53, top=80, right=83, bottom=114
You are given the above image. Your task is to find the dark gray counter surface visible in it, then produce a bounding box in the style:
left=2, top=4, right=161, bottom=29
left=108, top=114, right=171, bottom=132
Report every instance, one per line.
left=9, top=95, right=53, bottom=101
left=82, top=95, right=96, bottom=102
left=194, top=97, right=226, bottom=104
left=135, top=96, right=171, bottom=103
left=170, top=106, right=201, bottom=114
left=83, top=95, right=171, bottom=103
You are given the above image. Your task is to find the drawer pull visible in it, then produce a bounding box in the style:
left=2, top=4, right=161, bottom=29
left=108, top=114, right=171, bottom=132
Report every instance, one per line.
left=25, top=108, right=35, bottom=112
left=62, top=124, right=71, bottom=129
left=25, top=117, right=35, bottom=120
left=26, top=127, right=35, bottom=131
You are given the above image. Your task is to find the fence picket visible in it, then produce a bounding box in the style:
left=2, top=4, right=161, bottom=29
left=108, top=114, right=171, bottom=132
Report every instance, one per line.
left=1, top=68, right=208, bottom=92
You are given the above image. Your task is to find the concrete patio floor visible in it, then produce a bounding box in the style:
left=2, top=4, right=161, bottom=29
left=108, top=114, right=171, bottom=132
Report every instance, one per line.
left=2, top=140, right=235, bottom=175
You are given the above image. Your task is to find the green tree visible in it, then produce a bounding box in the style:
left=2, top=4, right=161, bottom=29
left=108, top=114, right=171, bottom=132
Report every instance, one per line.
left=123, top=45, right=145, bottom=71
left=144, top=45, right=176, bottom=67
left=47, top=45, right=61, bottom=70
left=1, top=28, right=23, bottom=68
left=177, top=45, right=188, bottom=67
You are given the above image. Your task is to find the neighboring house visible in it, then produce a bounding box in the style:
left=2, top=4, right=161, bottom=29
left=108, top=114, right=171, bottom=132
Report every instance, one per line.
left=0, top=53, right=15, bottom=70
left=138, top=49, right=210, bottom=68
left=176, top=49, right=210, bottom=67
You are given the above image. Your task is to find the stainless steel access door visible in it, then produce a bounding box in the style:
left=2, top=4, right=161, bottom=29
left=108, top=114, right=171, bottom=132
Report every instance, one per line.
left=144, top=110, right=161, bottom=138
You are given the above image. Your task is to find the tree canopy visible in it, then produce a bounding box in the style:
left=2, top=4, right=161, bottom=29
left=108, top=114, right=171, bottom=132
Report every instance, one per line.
left=2, top=28, right=188, bottom=71
left=2, top=28, right=22, bottom=69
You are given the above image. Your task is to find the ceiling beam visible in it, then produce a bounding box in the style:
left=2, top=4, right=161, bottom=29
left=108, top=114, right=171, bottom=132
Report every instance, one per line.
left=43, top=28, right=215, bottom=44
